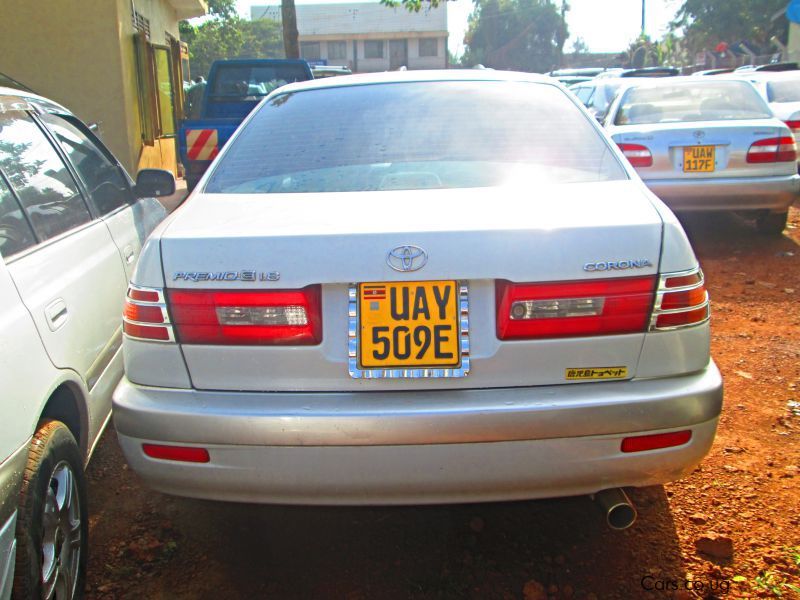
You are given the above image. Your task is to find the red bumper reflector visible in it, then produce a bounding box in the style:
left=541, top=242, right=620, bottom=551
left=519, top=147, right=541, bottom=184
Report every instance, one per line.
left=621, top=430, right=692, bottom=453
left=142, top=444, right=210, bottom=463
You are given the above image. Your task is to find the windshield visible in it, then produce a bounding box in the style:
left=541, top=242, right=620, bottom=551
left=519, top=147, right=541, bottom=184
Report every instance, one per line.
left=614, top=81, right=771, bottom=125
left=209, top=64, right=310, bottom=100
left=767, top=79, right=800, bottom=103
left=205, top=80, right=627, bottom=194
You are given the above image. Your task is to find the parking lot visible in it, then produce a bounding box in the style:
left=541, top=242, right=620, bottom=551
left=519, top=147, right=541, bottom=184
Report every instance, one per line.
left=83, top=208, right=800, bottom=600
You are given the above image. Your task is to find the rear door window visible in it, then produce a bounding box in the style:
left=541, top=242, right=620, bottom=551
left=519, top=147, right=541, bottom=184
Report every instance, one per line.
left=0, top=175, right=37, bottom=258
left=0, top=111, right=92, bottom=241
left=41, top=113, right=134, bottom=215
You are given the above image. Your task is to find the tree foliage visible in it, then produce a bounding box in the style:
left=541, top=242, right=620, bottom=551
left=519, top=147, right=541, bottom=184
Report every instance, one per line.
left=379, top=0, right=445, bottom=13
left=461, top=0, right=568, bottom=73
left=672, top=0, right=788, bottom=56
left=181, top=17, right=285, bottom=79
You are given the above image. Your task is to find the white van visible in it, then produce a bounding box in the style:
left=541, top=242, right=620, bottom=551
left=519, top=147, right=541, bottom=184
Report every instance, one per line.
left=0, top=88, right=171, bottom=599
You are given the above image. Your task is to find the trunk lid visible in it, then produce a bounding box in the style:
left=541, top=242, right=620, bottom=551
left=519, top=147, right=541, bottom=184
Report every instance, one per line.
left=611, top=119, right=791, bottom=180
left=160, top=181, right=665, bottom=391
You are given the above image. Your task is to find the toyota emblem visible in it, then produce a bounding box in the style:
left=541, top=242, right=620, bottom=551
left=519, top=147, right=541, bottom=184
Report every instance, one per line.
left=387, top=245, right=428, bottom=272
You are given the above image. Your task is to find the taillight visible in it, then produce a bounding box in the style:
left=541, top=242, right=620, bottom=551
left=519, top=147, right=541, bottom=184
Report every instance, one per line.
left=650, top=268, right=709, bottom=330
left=784, top=120, right=800, bottom=133
left=617, top=143, right=653, bottom=168
left=166, top=286, right=322, bottom=345
left=496, top=276, right=656, bottom=340
left=746, top=136, right=797, bottom=163
left=123, top=285, right=174, bottom=342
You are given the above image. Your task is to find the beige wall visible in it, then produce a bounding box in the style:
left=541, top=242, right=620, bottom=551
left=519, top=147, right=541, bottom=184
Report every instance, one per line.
left=0, top=0, right=188, bottom=174
left=0, top=0, right=131, bottom=167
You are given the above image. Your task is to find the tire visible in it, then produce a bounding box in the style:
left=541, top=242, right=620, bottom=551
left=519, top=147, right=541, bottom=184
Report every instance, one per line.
left=13, top=420, right=87, bottom=600
left=755, top=211, right=788, bottom=235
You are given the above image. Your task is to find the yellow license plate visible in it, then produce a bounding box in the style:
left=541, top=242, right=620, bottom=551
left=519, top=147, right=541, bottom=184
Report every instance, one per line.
left=683, top=145, right=715, bottom=172
left=359, top=281, right=460, bottom=369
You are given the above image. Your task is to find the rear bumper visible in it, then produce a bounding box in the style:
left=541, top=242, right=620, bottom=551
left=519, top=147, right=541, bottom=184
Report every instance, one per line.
left=113, top=363, right=723, bottom=505
left=643, top=174, right=800, bottom=211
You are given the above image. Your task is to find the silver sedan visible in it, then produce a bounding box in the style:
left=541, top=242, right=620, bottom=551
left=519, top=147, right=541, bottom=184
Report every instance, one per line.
left=604, top=77, right=800, bottom=234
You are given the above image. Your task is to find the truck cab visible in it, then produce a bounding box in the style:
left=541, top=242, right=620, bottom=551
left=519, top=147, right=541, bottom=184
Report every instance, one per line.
left=179, top=59, right=313, bottom=190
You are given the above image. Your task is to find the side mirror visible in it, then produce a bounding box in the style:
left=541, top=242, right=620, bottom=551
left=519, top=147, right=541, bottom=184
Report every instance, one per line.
left=135, top=169, right=176, bottom=198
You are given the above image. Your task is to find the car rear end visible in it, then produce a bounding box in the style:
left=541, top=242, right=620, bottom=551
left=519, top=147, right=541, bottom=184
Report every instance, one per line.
left=114, top=73, right=722, bottom=506
left=607, top=78, right=800, bottom=213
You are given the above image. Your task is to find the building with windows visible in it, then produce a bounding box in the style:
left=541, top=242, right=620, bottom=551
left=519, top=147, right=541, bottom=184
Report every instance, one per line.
left=251, top=3, right=448, bottom=72
left=0, top=0, right=206, bottom=175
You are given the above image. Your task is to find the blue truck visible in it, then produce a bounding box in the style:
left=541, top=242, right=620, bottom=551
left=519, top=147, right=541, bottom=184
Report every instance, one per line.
left=179, top=58, right=314, bottom=190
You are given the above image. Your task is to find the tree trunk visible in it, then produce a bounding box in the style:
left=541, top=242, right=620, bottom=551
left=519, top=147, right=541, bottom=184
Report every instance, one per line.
left=281, top=0, right=300, bottom=59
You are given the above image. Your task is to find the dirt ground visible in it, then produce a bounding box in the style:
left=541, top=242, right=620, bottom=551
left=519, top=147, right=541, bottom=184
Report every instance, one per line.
left=84, top=208, right=800, bottom=600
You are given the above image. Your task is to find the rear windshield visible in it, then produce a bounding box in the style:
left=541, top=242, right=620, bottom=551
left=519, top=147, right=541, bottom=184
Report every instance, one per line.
left=205, top=80, right=627, bottom=194
left=767, top=79, right=800, bottom=103
left=209, top=64, right=310, bottom=101
left=614, top=81, right=771, bottom=125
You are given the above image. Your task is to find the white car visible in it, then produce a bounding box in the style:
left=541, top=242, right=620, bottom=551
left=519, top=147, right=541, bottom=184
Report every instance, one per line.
left=0, top=88, right=171, bottom=599
left=604, top=77, right=800, bottom=234
left=736, top=71, right=800, bottom=149
left=114, top=71, right=722, bottom=531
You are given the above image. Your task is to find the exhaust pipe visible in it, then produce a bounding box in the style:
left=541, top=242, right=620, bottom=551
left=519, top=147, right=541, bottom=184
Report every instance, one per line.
left=593, top=488, right=637, bottom=530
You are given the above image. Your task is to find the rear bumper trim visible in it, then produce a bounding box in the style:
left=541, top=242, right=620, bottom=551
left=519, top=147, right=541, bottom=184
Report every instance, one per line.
left=116, top=418, right=719, bottom=505
left=113, top=363, right=723, bottom=447
left=643, top=174, right=800, bottom=211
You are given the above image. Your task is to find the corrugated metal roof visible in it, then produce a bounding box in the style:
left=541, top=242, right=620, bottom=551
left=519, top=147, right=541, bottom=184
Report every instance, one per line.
left=250, top=2, right=447, bottom=35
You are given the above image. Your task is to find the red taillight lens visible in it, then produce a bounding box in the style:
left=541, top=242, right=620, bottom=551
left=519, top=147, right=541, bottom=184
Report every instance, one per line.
left=128, top=287, right=161, bottom=302
left=123, top=285, right=173, bottom=342
left=123, top=302, right=164, bottom=324
left=142, top=444, right=210, bottom=463
left=621, top=430, right=692, bottom=453
left=617, top=143, right=653, bottom=168
left=785, top=120, right=800, bottom=132
left=746, top=136, right=797, bottom=163
left=167, top=286, right=322, bottom=345
left=651, top=268, right=709, bottom=330
left=496, top=276, right=656, bottom=340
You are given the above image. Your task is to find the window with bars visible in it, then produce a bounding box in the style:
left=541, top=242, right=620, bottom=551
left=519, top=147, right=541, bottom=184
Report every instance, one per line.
left=133, top=10, right=151, bottom=38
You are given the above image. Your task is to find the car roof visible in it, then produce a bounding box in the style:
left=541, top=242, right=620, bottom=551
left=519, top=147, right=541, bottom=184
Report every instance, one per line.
left=271, top=69, right=556, bottom=95
left=0, top=86, right=71, bottom=114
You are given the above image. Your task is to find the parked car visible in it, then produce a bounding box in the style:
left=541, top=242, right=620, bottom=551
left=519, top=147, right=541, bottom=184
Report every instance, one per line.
left=691, top=68, right=735, bottom=76
left=114, top=70, right=722, bottom=531
left=734, top=62, right=799, bottom=73
left=570, top=78, right=631, bottom=121
left=0, top=86, right=171, bottom=599
left=311, top=65, right=353, bottom=79
left=179, top=59, right=314, bottom=191
left=605, top=77, right=800, bottom=234
left=737, top=72, right=800, bottom=153
left=595, top=67, right=680, bottom=79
